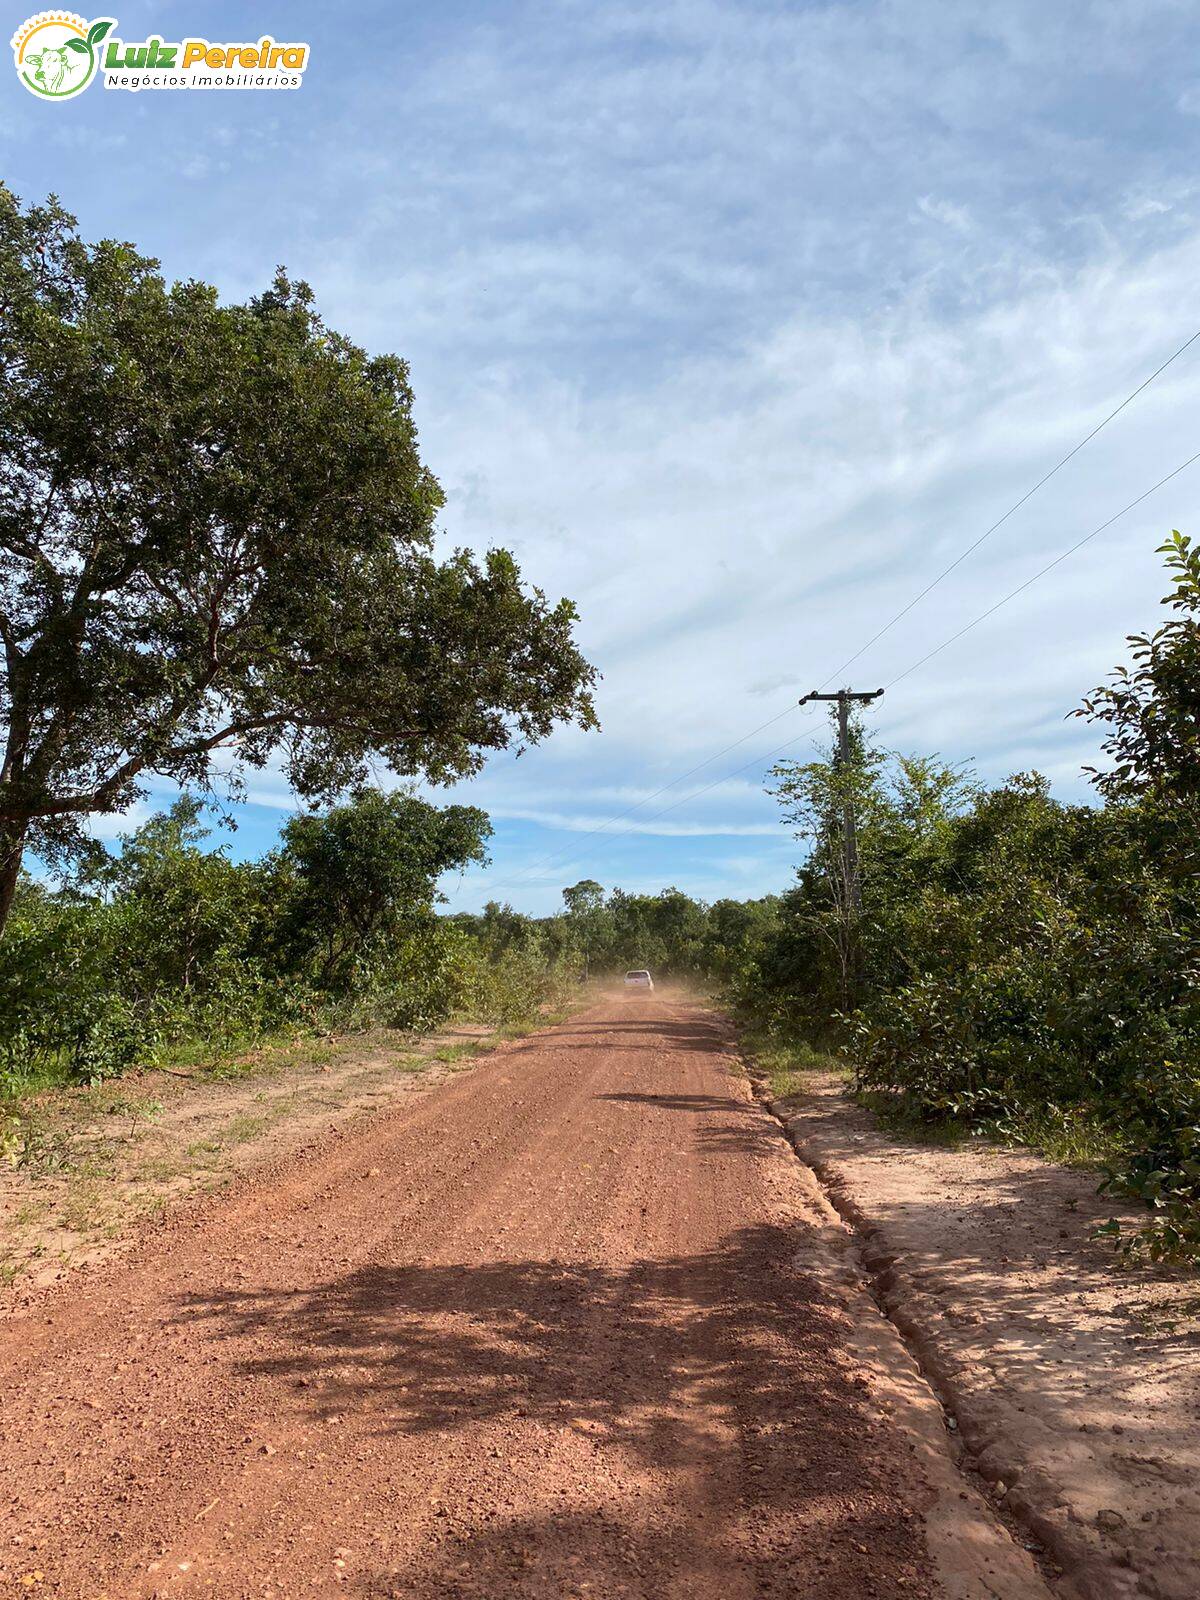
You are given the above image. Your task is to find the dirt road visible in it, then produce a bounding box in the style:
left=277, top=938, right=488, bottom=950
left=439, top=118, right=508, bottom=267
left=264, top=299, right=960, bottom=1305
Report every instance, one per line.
left=0, top=995, right=1042, bottom=1599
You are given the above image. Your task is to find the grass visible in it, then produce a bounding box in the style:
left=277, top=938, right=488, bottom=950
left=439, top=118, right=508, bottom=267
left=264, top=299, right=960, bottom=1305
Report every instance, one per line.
left=0, top=1104, right=74, bottom=1176
left=55, top=1179, right=118, bottom=1234
left=996, top=1106, right=1129, bottom=1170
left=735, top=1015, right=1128, bottom=1172
left=433, top=1038, right=498, bottom=1066
left=185, top=1138, right=223, bottom=1158
left=859, top=1094, right=1127, bottom=1166
left=221, top=1111, right=270, bottom=1144
left=81, top=1088, right=162, bottom=1119
left=0, top=1023, right=323, bottom=1110
left=0, top=981, right=584, bottom=1111
left=131, top=1154, right=185, bottom=1184
left=0, top=1057, right=78, bottom=1097
left=739, top=1026, right=848, bottom=1103
left=856, top=1089, right=973, bottom=1149
left=0, top=1024, right=305, bottom=1104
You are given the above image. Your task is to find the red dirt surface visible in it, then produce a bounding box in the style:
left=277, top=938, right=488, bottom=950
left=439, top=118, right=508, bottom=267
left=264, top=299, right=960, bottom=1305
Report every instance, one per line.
left=779, top=1072, right=1200, bottom=1600
left=1, top=995, right=1027, bottom=1599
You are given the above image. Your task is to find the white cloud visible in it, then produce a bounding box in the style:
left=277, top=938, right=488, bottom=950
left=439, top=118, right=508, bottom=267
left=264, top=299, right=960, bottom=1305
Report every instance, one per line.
left=9, top=0, right=1200, bottom=910
left=915, top=195, right=973, bottom=232
left=335, top=205, right=1200, bottom=912
left=481, top=806, right=784, bottom=838
left=84, top=802, right=153, bottom=843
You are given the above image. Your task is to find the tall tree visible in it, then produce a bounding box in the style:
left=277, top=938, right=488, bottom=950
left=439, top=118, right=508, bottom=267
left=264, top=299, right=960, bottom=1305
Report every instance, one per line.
left=562, top=878, right=604, bottom=976
left=0, top=188, right=597, bottom=936
left=1077, top=530, right=1200, bottom=808
left=769, top=710, right=884, bottom=1008
left=276, top=789, right=491, bottom=986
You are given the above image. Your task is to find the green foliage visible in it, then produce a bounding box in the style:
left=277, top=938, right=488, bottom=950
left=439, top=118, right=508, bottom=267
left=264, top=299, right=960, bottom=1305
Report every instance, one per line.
left=576, top=885, right=714, bottom=976
left=452, top=882, right=771, bottom=983
left=1077, top=531, right=1200, bottom=813
left=1, top=1102, right=71, bottom=1174
left=562, top=879, right=603, bottom=916
left=561, top=879, right=604, bottom=976
left=311, top=922, right=476, bottom=1035
left=274, top=789, right=491, bottom=989
left=101, top=798, right=265, bottom=999
left=457, top=937, right=578, bottom=1028
left=0, top=885, right=150, bottom=1083
left=1098, top=1121, right=1200, bottom=1264
left=768, top=739, right=975, bottom=1019
left=738, top=538, right=1200, bottom=1265
left=0, top=185, right=596, bottom=937
left=740, top=1025, right=844, bottom=1103
left=0, top=788, right=575, bottom=1094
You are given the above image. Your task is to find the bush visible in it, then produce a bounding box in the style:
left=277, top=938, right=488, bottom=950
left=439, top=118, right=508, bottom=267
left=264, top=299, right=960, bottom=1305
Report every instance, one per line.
left=0, top=892, right=151, bottom=1085
left=0, top=792, right=594, bottom=1097
left=740, top=539, right=1200, bottom=1263
left=459, top=940, right=577, bottom=1028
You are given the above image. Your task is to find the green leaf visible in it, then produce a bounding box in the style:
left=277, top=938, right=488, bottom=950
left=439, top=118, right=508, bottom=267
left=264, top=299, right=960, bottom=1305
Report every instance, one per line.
left=87, top=20, right=113, bottom=45
left=0, top=184, right=596, bottom=943
left=65, top=37, right=89, bottom=53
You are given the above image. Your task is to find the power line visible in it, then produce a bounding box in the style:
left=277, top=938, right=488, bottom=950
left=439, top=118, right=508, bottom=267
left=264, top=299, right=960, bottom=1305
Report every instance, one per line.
left=486, top=443, right=1200, bottom=903
left=817, top=325, right=1200, bottom=689
left=538, top=700, right=800, bottom=842
left=885, top=447, right=1200, bottom=689
left=583, top=727, right=821, bottom=840
left=480, top=709, right=812, bottom=894
left=478, top=328, right=1200, bottom=900
left=473, top=700, right=812, bottom=902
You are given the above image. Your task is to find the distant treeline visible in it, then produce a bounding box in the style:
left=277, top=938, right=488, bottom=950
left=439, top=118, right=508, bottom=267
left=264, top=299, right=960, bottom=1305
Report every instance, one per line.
left=3, top=534, right=1197, bottom=1267
left=450, top=884, right=780, bottom=985
left=469, top=534, right=1200, bottom=1265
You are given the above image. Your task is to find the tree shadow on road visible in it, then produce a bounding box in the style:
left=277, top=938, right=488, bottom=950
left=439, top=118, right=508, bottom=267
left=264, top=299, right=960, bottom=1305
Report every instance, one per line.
left=173, top=1222, right=933, bottom=1594
left=344, top=1498, right=921, bottom=1600
left=534, top=1018, right=734, bottom=1055
left=177, top=1223, right=830, bottom=1456
left=598, top=1091, right=735, bottom=1111
left=597, top=1089, right=788, bottom=1163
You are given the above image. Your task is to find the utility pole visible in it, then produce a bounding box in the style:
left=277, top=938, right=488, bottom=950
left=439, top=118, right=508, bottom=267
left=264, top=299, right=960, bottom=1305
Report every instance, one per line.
left=798, top=688, right=884, bottom=915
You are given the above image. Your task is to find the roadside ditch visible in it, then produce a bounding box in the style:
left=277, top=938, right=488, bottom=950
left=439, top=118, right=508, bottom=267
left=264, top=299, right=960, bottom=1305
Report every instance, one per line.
left=743, top=1057, right=1199, bottom=1600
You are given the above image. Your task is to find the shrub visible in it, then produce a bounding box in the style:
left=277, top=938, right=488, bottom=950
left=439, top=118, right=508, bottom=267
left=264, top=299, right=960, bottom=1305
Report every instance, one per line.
left=0, top=891, right=150, bottom=1086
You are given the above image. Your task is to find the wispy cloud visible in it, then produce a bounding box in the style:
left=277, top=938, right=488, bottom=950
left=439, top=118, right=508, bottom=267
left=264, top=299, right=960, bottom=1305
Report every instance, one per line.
left=481, top=807, right=784, bottom=838
left=5, top=0, right=1200, bottom=911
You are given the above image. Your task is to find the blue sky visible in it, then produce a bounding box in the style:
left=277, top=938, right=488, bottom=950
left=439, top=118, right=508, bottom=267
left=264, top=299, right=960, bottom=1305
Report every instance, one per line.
left=5, top=1, right=1200, bottom=912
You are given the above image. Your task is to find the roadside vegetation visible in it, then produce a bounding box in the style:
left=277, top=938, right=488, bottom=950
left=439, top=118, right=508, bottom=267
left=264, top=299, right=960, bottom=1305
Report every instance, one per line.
left=2, top=184, right=1196, bottom=1271
left=457, top=534, right=1200, bottom=1267
left=0, top=789, right=577, bottom=1096
left=739, top=533, right=1200, bottom=1265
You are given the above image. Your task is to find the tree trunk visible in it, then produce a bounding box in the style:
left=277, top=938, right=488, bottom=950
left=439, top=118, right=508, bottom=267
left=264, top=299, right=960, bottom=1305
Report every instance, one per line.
left=0, top=822, right=28, bottom=941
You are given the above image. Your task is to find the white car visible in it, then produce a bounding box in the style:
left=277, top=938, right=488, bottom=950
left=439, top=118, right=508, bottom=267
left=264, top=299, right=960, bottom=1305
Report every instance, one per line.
left=623, top=969, right=654, bottom=992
